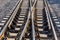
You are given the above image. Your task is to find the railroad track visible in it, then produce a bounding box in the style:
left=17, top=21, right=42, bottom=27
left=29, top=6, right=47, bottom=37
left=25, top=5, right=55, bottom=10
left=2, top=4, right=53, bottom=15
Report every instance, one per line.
left=1, top=0, right=30, bottom=40
left=45, top=0, right=60, bottom=40
left=31, top=0, right=57, bottom=40
left=0, top=0, right=59, bottom=40
left=44, top=0, right=60, bottom=40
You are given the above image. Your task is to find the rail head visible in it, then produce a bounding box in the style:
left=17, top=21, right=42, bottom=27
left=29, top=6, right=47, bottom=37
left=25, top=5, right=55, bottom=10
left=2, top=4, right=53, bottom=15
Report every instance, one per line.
left=31, top=0, right=37, bottom=40
left=0, top=0, right=23, bottom=37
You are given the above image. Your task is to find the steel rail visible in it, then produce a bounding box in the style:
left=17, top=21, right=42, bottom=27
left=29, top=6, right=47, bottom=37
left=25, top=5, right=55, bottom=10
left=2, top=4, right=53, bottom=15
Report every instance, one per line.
left=31, top=7, right=35, bottom=40
left=0, top=0, right=23, bottom=37
left=44, top=0, right=58, bottom=40
left=19, top=9, right=30, bottom=40
left=31, top=0, right=37, bottom=40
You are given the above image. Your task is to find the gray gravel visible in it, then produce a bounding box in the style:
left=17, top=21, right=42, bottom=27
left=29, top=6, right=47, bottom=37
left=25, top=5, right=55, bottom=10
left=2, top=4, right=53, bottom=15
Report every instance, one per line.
left=48, top=0, right=60, bottom=22
left=0, top=0, right=19, bottom=21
